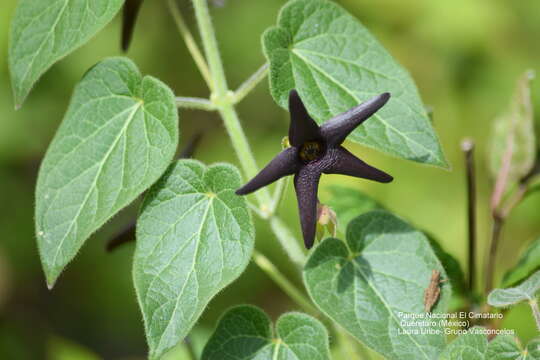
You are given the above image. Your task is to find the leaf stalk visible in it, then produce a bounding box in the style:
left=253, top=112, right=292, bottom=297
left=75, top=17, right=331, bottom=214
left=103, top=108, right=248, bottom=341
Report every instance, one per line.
left=232, top=63, right=269, bottom=104
left=168, top=0, right=213, bottom=90
left=176, top=96, right=215, bottom=110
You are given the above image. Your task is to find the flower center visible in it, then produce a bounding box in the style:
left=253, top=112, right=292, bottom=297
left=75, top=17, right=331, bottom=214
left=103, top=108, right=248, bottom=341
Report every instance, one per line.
left=299, top=141, right=324, bottom=162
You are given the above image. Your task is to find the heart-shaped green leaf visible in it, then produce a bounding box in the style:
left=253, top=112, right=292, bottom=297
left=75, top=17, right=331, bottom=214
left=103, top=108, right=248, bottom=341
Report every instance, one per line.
left=263, top=0, right=448, bottom=167
left=201, top=305, right=330, bottom=360
left=502, top=237, right=540, bottom=288
left=325, top=185, right=466, bottom=295
left=9, top=0, right=125, bottom=107
left=303, top=210, right=449, bottom=360
left=133, top=160, right=255, bottom=360
left=488, top=270, right=540, bottom=307
left=440, top=328, right=487, bottom=360
left=35, top=57, right=178, bottom=287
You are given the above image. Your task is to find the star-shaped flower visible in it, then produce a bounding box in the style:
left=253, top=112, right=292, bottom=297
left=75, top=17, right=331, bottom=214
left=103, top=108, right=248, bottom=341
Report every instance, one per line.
left=236, top=90, right=393, bottom=249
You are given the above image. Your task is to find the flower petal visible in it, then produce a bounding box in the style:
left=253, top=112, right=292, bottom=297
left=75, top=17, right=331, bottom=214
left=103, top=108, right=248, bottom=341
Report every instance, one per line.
left=324, top=147, right=393, bottom=183
left=122, top=0, right=144, bottom=51
left=236, top=147, right=299, bottom=195
left=288, top=90, right=321, bottom=146
left=294, top=166, right=321, bottom=249
left=320, top=93, right=390, bottom=146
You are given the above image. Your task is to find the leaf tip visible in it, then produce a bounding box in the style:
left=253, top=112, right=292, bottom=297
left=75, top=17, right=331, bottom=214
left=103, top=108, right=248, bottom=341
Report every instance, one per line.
left=45, top=275, right=57, bottom=290
left=12, top=87, right=25, bottom=110
left=428, top=153, right=451, bottom=170
left=440, top=159, right=452, bottom=171
left=43, top=263, right=61, bottom=290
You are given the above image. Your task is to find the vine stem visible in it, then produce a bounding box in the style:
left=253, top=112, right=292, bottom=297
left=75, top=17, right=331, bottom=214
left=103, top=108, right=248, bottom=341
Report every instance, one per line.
left=192, top=0, right=228, bottom=96
left=253, top=250, right=316, bottom=314
left=176, top=96, right=215, bottom=111
left=217, top=105, right=272, bottom=205
left=484, top=215, right=503, bottom=296
left=461, top=139, right=477, bottom=294
left=191, top=0, right=305, bottom=264
left=168, top=0, right=213, bottom=90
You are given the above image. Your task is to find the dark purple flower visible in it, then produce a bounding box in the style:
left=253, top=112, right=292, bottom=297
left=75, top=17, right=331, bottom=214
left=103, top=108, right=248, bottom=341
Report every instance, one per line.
left=236, top=90, right=393, bottom=249
left=121, top=0, right=144, bottom=51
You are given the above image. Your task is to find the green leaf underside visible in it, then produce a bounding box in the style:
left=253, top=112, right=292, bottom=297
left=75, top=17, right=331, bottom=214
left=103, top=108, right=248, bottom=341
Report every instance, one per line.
left=9, top=0, right=124, bottom=107
left=486, top=335, right=524, bottom=360
left=263, top=0, right=447, bottom=167
left=201, top=305, right=330, bottom=360
left=35, top=57, right=178, bottom=287
left=440, top=329, right=487, bottom=360
left=489, top=70, right=536, bottom=183
left=441, top=332, right=540, bottom=360
left=488, top=270, right=540, bottom=307
left=133, top=160, right=255, bottom=360
left=326, top=185, right=466, bottom=294
left=503, top=238, right=540, bottom=288
left=303, top=210, right=450, bottom=360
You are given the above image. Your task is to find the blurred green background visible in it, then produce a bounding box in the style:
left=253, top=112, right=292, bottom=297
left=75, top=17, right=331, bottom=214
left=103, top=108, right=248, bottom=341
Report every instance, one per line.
left=1, top=0, right=539, bottom=358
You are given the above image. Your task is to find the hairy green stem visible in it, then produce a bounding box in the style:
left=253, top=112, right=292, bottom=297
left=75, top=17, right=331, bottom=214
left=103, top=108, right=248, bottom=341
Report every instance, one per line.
left=233, top=63, right=269, bottom=104
left=485, top=215, right=502, bottom=295
left=190, top=0, right=305, bottom=266
left=192, top=0, right=269, bottom=204
left=218, top=105, right=272, bottom=205
left=253, top=250, right=316, bottom=314
left=168, top=0, right=213, bottom=90
left=176, top=96, right=215, bottom=111
left=192, top=0, right=228, bottom=96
